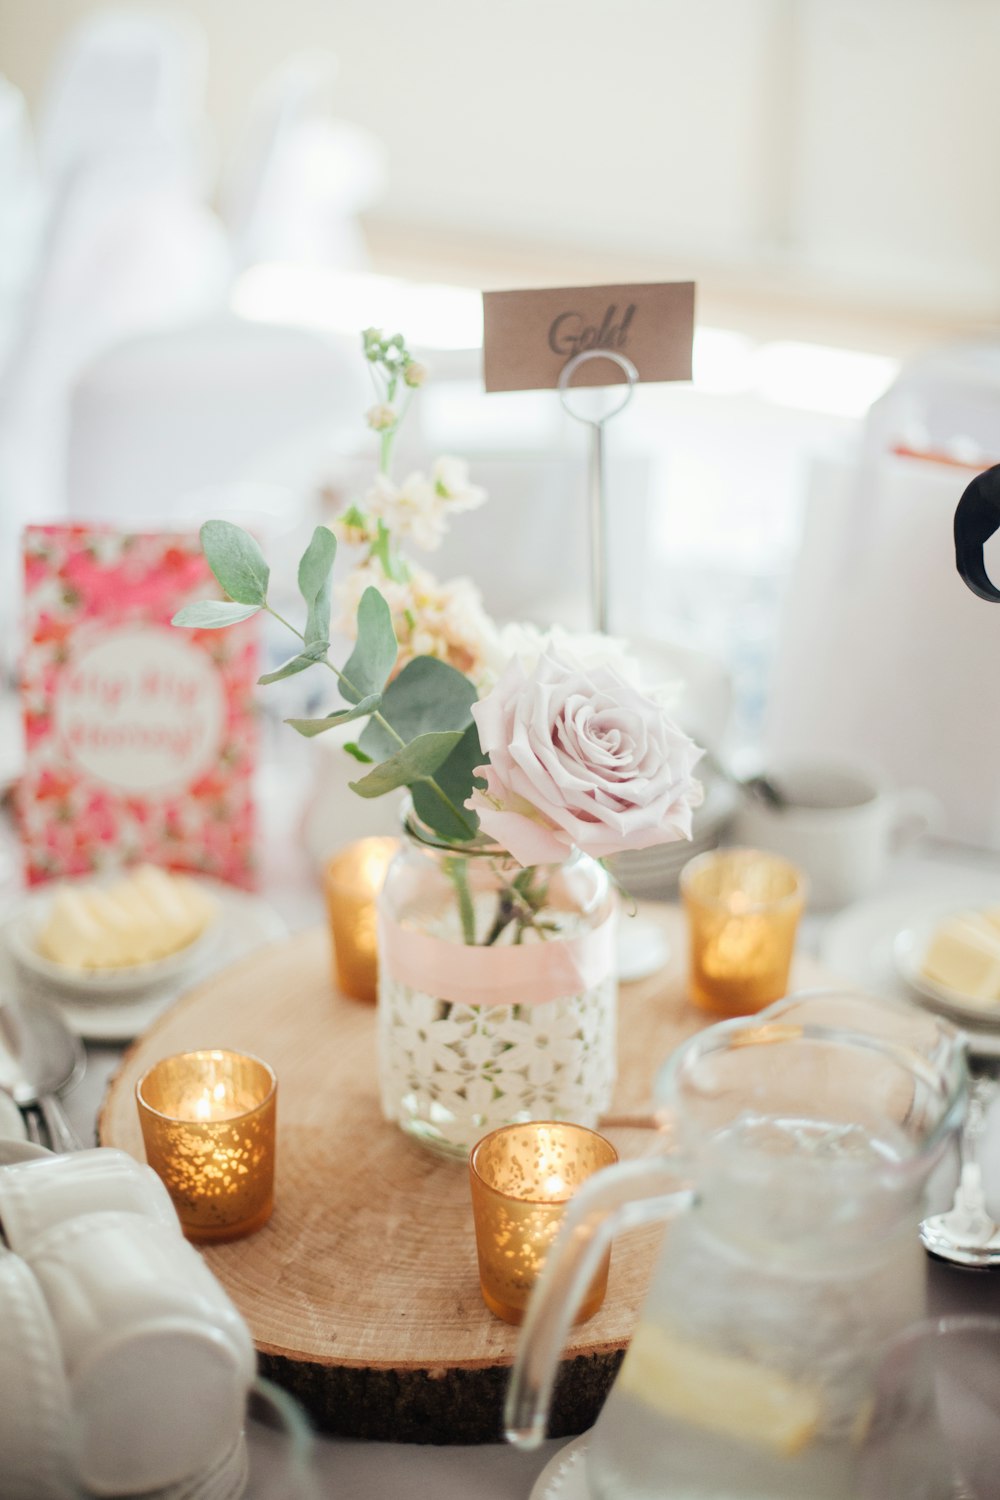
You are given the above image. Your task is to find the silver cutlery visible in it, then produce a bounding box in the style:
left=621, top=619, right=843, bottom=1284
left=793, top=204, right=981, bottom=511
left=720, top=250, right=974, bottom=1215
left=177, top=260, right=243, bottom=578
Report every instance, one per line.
left=0, top=994, right=86, bottom=1152
left=921, top=1068, right=1000, bottom=1269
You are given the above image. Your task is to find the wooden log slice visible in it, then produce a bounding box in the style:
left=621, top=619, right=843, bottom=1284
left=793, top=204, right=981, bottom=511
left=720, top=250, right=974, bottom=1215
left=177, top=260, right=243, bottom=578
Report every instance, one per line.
left=99, top=904, right=832, bottom=1443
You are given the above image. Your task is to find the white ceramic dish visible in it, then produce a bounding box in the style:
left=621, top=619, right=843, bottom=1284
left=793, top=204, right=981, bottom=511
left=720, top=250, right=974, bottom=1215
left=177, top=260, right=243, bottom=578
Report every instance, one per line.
left=0, top=1243, right=75, bottom=1500
left=819, top=876, right=1000, bottom=1058
left=0, top=880, right=289, bottom=1042
left=0, top=1088, right=27, bottom=1142
left=528, top=1437, right=589, bottom=1500
left=0, top=1147, right=178, bottom=1254
left=0, top=1139, right=52, bottom=1166
left=30, top=1209, right=253, bottom=1495
left=3, top=882, right=221, bottom=998
left=894, top=914, right=1000, bottom=1026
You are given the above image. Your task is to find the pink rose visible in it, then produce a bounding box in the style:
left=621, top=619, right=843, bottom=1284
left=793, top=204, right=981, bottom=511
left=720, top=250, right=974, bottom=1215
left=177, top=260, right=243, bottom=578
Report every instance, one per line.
left=467, top=651, right=704, bottom=866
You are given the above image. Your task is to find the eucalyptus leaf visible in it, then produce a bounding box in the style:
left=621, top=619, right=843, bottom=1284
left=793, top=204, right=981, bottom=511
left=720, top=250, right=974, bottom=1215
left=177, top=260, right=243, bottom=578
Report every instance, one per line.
left=358, top=656, right=476, bottom=761
left=286, top=693, right=382, bottom=737
left=340, top=587, right=397, bottom=704
left=349, top=731, right=463, bottom=798
left=172, top=600, right=262, bottom=629
left=410, top=722, right=484, bottom=840
left=200, top=520, right=270, bottom=605
left=258, top=640, right=330, bottom=685
left=297, top=526, right=337, bottom=645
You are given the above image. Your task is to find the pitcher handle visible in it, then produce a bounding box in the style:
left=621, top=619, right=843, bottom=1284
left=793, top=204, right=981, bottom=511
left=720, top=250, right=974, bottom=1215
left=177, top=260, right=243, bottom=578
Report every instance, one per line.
left=504, top=1155, right=694, bottom=1450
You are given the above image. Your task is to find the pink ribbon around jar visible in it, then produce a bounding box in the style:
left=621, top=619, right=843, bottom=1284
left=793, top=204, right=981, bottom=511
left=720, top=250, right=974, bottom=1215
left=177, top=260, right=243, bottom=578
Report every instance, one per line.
left=377, top=909, right=618, bottom=1008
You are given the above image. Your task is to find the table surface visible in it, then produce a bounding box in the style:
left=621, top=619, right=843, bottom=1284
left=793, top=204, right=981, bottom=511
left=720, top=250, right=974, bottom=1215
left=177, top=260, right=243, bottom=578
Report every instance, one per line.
left=6, top=781, right=1000, bottom=1499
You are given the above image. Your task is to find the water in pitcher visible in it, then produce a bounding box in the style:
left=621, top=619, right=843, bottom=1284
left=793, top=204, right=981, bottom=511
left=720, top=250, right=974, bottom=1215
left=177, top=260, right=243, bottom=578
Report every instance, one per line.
left=585, top=1113, right=949, bottom=1500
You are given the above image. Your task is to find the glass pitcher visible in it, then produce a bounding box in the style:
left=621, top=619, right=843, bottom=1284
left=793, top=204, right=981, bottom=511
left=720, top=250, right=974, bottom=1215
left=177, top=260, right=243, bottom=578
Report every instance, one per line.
left=506, top=992, right=967, bottom=1500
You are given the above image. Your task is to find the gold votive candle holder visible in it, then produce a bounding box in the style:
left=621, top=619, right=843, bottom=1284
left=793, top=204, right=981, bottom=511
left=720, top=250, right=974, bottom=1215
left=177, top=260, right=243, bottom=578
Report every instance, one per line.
left=468, top=1122, right=618, bottom=1326
left=323, top=837, right=399, bottom=1003
left=136, top=1049, right=277, bottom=1243
left=680, top=846, right=806, bottom=1017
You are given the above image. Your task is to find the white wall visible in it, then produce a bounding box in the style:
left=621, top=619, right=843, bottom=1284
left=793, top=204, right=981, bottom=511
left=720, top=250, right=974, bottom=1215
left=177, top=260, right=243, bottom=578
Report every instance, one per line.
left=4, top=0, right=1000, bottom=317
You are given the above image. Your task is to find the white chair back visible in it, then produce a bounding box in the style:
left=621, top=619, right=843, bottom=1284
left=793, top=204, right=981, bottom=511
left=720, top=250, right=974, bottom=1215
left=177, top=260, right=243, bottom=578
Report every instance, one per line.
left=222, top=52, right=386, bottom=271
left=35, top=6, right=210, bottom=189
left=64, top=317, right=367, bottom=525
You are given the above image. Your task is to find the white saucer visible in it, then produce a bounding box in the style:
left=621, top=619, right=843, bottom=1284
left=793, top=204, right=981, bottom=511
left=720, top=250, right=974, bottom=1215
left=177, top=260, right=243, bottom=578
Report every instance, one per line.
left=4, top=891, right=221, bottom=999
left=616, top=917, right=671, bottom=982
left=894, top=914, right=1000, bottom=1027
left=820, top=876, right=1000, bottom=1058
left=528, top=1438, right=589, bottom=1500
left=0, top=881, right=289, bottom=1043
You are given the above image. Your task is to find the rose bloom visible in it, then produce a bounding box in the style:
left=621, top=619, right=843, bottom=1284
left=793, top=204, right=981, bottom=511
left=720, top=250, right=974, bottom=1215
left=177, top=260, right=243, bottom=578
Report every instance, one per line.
left=481, top=622, right=681, bottom=712
left=467, top=650, right=703, bottom=866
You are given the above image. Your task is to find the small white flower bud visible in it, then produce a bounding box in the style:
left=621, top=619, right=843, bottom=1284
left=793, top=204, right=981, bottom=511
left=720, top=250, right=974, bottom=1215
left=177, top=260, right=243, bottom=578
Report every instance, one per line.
left=366, top=404, right=397, bottom=432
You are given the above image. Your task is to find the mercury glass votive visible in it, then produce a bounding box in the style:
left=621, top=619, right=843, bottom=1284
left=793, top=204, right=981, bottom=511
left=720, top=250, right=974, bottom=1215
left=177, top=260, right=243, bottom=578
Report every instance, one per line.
left=136, top=1050, right=277, bottom=1243
left=680, top=847, right=806, bottom=1017
left=468, top=1122, right=618, bottom=1326
left=323, top=837, right=399, bottom=1003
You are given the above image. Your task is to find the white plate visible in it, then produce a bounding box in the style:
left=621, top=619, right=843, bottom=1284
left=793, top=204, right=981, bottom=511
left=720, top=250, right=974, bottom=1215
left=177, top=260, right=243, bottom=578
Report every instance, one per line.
left=0, top=881, right=289, bottom=1043
left=528, top=1438, right=589, bottom=1500
left=3, top=880, right=222, bottom=999
left=894, top=914, right=1000, bottom=1027
left=0, top=1091, right=27, bottom=1142
left=819, top=876, right=1000, bottom=1057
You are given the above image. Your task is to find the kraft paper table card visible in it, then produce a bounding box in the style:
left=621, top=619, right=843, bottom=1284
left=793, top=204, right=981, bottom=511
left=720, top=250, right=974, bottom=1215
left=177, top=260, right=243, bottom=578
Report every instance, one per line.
left=482, top=281, right=695, bottom=393
left=19, top=525, right=259, bottom=888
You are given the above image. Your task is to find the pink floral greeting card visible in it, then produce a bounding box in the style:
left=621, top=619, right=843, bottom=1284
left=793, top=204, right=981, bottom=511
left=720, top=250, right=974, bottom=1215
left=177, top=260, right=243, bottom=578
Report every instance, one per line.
left=20, top=526, right=259, bottom=888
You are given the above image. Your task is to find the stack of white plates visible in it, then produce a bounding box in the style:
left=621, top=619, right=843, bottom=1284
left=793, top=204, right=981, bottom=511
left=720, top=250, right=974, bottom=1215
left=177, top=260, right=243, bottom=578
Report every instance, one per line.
left=610, top=773, right=738, bottom=900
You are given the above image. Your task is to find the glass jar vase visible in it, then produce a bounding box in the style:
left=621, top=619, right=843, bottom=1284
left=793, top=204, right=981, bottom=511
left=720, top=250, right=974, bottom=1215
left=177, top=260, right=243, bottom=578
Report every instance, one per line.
left=376, top=809, right=618, bottom=1159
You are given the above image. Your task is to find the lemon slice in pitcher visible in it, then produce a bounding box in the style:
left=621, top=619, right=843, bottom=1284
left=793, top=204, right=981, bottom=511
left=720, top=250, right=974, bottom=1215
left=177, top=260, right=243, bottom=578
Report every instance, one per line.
left=619, top=1324, right=821, bottom=1457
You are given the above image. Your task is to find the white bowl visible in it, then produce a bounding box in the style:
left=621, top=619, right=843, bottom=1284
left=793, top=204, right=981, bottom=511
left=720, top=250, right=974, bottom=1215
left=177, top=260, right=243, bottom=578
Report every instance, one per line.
left=2, top=884, right=220, bottom=1001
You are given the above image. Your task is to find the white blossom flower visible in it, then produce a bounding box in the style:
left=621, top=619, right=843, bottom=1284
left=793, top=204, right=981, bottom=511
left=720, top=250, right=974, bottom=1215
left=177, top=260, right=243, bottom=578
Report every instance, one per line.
left=432, top=456, right=487, bottom=515
left=404, top=361, right=429, bottom=388
left=330, top=510, right=373, bottom=547
left=334, top=560, right=499, bottom=682
left=363, top=458, right=487, bottom=551
left=363, top=471, right=444, bottom=550
left=366, top=403, right=397, bottom=432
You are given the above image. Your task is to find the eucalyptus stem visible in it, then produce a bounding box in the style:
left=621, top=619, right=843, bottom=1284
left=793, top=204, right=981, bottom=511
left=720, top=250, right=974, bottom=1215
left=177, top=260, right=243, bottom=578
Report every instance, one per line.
left=445, top=857, right=476, bottom=945
left=265, top=604, right=480, bottom=841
